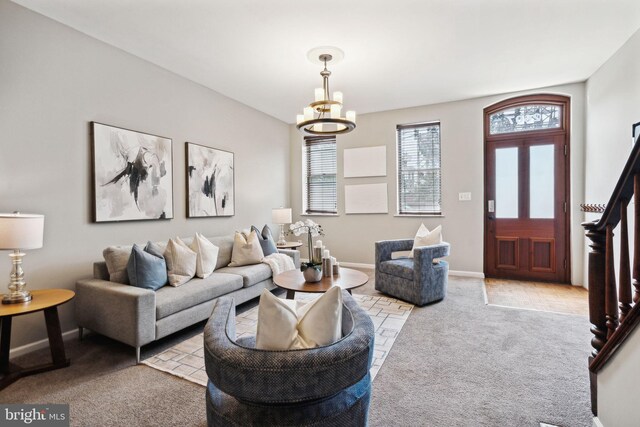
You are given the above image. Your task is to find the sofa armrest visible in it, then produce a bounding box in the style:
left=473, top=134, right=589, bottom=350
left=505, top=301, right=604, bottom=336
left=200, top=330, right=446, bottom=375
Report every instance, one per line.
left=277, top=248, right=301, bottom=269
left=375, top=239, right=414, bottom=265
left=75, top=278, right=156, bottom=348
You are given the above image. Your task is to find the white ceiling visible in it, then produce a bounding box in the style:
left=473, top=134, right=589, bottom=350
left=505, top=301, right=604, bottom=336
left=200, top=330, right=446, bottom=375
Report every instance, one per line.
left=11, top=0, right=640, bottom=123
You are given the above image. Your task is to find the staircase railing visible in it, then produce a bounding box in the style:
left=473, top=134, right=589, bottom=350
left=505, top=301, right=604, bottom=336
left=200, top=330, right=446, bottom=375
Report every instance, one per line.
left=582, top=138, right=640, bottom=415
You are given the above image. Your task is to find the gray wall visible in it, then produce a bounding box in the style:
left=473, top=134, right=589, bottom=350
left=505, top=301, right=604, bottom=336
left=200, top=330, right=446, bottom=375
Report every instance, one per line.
left=584, top=27, right=640, bottom=424
left=0, top=1, right=289, bottom=348
left=290, top=83, right=586, bottom=284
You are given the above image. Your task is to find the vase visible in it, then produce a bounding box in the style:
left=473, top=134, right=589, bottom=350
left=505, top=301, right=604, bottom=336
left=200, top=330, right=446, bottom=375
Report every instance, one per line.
left=302, top=266, right=322, bottom=283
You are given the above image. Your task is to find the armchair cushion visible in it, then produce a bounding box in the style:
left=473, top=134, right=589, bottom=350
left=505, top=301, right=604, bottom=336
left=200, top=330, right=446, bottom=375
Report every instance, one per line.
left=378, top=258, right=414, bottom=281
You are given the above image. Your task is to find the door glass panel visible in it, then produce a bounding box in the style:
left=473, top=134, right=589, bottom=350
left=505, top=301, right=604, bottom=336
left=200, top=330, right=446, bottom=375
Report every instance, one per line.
left=495, top=147, right=518, bottom=218
left=529, top=145, right=555, bottom=218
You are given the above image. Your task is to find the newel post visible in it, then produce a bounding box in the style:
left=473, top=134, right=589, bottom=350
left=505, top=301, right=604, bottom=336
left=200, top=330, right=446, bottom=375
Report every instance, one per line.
left=584, top=222, right=608, bottom=356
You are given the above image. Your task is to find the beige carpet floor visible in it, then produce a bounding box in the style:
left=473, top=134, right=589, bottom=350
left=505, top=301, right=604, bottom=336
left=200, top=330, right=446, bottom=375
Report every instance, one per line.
left=0, top=271, right=592, bottom=426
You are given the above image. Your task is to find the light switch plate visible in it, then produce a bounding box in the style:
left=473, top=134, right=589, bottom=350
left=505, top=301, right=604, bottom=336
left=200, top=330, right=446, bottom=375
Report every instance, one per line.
left=459, top=192, right=472, bottom=201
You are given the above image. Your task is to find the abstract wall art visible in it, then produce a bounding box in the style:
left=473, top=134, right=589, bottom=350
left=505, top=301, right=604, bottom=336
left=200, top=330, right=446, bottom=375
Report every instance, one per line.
left=186, top=143, right=235, bottom=217
left=92, top=122, right=173, bottom=222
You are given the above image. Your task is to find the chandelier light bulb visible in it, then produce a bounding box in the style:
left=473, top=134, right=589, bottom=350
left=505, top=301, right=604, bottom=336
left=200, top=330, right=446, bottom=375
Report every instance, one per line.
left=304, top=107, right=314, bottom=121
left=346, top=110, right=356, bottom=124
left=330, top=104, right=341, bottom=119
left=296, top=114, right=304, bottom=125
left=313, top=123, right=323, bottom=132
left=315, top=88, right=324, bottom=102
left=333, top=91, right=343, bottom=104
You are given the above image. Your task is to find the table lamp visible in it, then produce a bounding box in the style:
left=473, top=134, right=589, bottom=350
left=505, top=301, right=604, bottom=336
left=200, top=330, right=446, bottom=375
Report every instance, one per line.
left=271, top=208, right=292, bottom=245
left=0, top=212, right=44, bottom=304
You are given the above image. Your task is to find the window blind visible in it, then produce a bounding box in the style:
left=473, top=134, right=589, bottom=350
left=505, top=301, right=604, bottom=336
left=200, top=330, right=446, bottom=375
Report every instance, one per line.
left=304, top=136, right=337, bottom=214
left=397, top=122, right=441, bottom=215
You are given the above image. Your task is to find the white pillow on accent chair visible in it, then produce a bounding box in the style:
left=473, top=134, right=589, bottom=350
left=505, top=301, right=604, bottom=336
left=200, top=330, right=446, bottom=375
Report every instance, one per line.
left=190, top=233, right=219, bottom=278
left=255, top=286, right=343, bottom=350
left=410, top=224, right=443, bottom=258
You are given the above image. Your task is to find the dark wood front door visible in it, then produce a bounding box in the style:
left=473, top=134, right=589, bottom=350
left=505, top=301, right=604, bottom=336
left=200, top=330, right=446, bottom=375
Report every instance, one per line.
left=484, top=95, right=570, bottom=283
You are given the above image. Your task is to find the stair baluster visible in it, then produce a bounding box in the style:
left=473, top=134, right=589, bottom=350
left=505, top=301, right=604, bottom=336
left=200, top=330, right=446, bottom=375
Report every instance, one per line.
left=618, top=199, right=632, bottom=322
left=605, top=225, right=619, bottom=338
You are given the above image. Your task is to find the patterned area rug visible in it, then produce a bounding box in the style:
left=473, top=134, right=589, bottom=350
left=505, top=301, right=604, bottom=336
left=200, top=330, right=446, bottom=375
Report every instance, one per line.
left=142, top=293, right=413, bottom=386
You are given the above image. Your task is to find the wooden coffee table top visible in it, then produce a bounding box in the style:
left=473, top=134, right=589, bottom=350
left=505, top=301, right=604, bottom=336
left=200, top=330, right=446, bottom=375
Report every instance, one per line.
left=273, top=267, right=369, bottom=294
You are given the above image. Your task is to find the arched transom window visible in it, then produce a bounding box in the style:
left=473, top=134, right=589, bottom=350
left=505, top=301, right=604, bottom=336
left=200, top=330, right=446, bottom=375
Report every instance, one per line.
left=489, top=104, right=562, bottom=135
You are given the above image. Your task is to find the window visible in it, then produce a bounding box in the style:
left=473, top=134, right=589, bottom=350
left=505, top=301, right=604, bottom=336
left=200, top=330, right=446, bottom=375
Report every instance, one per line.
left=397, top=122, right=441, bottom=215
left=489, top=104, right=561, bottom=135
left=303, top=136, right=337, bottom=214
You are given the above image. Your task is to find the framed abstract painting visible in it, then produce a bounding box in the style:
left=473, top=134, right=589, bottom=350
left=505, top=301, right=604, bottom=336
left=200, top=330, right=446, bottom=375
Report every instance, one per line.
left=186, top=143, right=235, bottom=217
left=91, top=122, right=173, bottom=222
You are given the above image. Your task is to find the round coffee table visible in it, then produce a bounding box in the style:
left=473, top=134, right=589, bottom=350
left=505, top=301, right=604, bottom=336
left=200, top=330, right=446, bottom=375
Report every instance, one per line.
left=273, top=267, right=368, bottom=300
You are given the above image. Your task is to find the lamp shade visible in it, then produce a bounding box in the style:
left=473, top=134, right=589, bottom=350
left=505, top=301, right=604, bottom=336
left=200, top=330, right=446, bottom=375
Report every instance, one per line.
left=0, top=213, right=44, bottom=250
left=271, top=208, right=292, bottom=224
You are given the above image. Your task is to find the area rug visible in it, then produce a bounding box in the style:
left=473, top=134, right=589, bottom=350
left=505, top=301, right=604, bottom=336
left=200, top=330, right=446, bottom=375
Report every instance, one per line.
left=142, top=293, right=413, bottom=386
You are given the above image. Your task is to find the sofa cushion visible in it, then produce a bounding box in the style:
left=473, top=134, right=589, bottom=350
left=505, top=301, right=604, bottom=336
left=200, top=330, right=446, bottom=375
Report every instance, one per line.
left=127, top=244, right=167, bottom=291
left=205, top=235, right=234, bottom=270
left=164, top=237, right=197, bottom=287
left=155, top=272, right=243, bottom=319
left=379, top=258, right=414, bottom=281
left=190, top=233, right=219, bottom=279
left=251, top=225, right=278, bottom=256
left=103, top=246, right=132, bottom=284
left=217, top=263, right=272, bottom=288
left=229, top=231, right=264, bottom=267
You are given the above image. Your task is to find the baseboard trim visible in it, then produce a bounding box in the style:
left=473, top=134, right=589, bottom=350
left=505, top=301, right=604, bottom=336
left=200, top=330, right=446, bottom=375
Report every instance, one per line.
left=9, top=328, right=78, bottom=358
left=593, top=416, right=604, bottom=427
left=449, top=270, right=485, bottom=278
left=340, top=262, right=374, bottom=269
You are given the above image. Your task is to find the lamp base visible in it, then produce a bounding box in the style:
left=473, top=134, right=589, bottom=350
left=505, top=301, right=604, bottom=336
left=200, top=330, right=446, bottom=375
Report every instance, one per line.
left=277, top=224, right=287, bottom=246
left=2, top=290, right=32, bottom=304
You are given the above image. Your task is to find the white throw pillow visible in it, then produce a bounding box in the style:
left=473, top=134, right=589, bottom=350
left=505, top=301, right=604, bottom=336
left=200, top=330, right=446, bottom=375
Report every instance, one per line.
left=409, top=224, right=443, bottom=258
left=164, top=237, right=197, bottom=286
left=228, top=230, right=264, bottom=267
left=255, top=286, right=343, bottom=350
left=190, top=233, right=219, bottom=278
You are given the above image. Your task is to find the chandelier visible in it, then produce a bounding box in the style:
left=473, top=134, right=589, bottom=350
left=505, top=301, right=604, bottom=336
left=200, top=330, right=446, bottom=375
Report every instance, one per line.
left=296, top=52, right=356, bottom=136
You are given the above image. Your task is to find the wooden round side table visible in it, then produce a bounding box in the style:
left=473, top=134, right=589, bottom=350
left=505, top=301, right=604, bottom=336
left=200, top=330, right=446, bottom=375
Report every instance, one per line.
left=0, top=289, right=75, bottom=390
left=273, top=267, right=369, bottom=300
left=276, top=241, right=303, bottom=250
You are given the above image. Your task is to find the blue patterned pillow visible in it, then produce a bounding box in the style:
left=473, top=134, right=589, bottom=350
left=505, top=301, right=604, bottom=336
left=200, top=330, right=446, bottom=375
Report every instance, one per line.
left=127, top=243, right=168, bottom=291
left=251, top=225, right=278, bottom=256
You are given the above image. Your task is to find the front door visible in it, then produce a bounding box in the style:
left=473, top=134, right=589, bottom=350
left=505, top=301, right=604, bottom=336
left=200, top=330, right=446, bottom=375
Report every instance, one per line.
left=484, top=95, right=570, bottom=283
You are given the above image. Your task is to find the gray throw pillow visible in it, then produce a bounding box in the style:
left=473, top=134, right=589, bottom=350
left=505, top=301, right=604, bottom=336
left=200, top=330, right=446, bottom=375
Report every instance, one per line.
left=127, top=243, right=168, bottom=291
left=145, top=241, right=165, bottom=259
left=252, top=225, right=278, bottom=256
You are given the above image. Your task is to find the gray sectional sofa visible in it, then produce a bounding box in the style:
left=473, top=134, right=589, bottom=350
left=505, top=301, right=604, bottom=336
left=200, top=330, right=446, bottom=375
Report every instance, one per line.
left=75, top=234, right=300, bottom=363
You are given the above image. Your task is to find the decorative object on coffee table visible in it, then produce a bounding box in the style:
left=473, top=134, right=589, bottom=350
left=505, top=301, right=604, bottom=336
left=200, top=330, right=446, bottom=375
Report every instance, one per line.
left=271, top=207, right=292, bottom=245
left=92, top=122, right=173, bottom=222
left=0, top=213, right=44, bottom=304
left=288, top=219, right=324, bottom=282
left=274, top=267, right=368, bottom=300
left=186, top=142, right=234, bottom=217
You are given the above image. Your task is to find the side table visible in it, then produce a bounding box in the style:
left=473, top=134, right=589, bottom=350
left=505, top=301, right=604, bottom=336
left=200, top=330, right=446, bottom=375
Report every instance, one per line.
left=0, top=289, right=75, bottom=390
left=276, top=241, right=303, bottom=250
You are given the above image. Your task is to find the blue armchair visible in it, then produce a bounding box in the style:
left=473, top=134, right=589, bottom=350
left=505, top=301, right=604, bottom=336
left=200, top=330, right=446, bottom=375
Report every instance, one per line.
left=203, top=290, right=375, bottom=427
left=375, top=239, right=450, bottom=306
